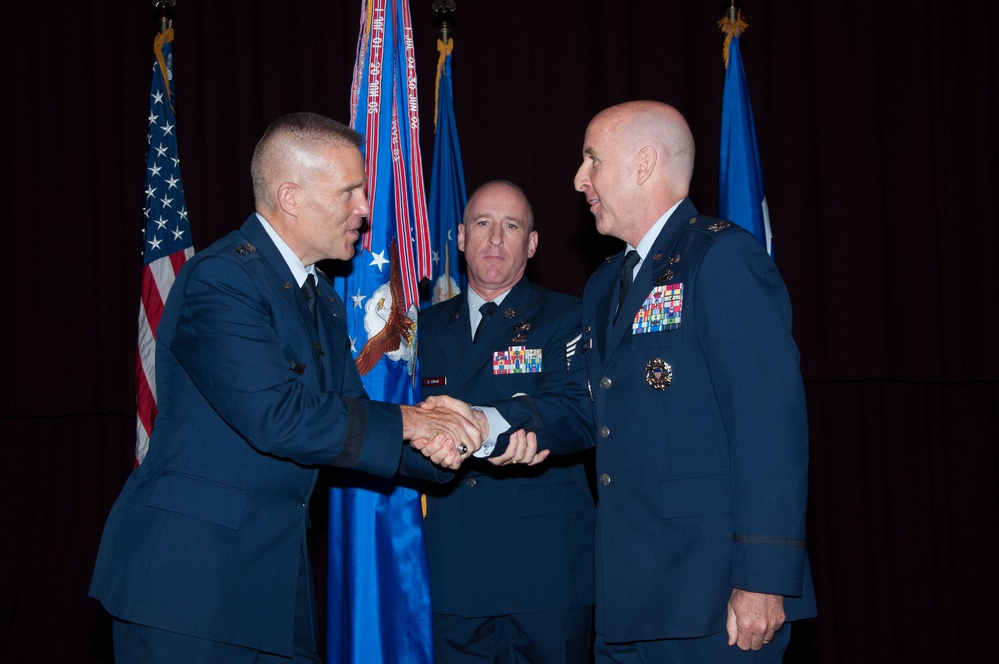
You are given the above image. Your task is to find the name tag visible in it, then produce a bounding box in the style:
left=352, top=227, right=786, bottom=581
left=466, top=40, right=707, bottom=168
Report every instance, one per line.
left=422, top=376, right=446, bottom=387
left=633, top=283, right=683, bottom=334
left=493, top=346, right=542, bottom=374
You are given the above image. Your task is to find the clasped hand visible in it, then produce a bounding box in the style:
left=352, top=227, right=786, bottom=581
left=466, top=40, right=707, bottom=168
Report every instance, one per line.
left=416, top=395, right=550, bottom=468
left=401, top=399, right=483, bottom=470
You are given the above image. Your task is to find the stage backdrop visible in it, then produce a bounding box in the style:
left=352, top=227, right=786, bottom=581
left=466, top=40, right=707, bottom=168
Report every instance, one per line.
left=2, top=1, right=997, bottom=662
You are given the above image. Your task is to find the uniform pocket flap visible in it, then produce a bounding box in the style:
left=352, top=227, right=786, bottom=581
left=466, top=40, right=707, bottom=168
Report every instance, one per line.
left=520, top=481, right=588, bottom=517
left=659, top=472, right=730, bottom=519
left=147, top=472, right=248, bottom=530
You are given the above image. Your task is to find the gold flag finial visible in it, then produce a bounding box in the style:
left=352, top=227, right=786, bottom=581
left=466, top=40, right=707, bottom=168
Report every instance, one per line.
left=433, top=0, right=457, bottom=44
left=152, top=0, right=176, bottom=35
left=717, top=1, right=748, bottom=70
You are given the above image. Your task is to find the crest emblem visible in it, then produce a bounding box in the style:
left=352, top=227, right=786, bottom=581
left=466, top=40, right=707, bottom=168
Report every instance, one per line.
left=645, top=358, right=673, bottom=390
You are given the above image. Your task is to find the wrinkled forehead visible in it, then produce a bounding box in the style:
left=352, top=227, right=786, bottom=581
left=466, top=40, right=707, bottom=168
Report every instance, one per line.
left=583, top=111, right=624, bottom=151
left=467, top=185, right=531, bottom=224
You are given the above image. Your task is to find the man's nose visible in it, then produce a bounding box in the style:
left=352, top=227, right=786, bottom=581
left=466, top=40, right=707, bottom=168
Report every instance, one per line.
left=488, top=226, right=503, bottom=246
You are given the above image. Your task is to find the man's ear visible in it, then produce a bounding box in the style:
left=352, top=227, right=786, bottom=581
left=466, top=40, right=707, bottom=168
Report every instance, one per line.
left=636, top=146, right=658, bottom=185
left=276, top=182, right=301, bottom=217
left=527, top=230, right=539, bottom=258
left=457, top=223, right=466, bottom=252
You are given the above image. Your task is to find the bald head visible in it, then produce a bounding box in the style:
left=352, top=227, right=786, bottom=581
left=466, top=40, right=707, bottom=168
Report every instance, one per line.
left=574, top=101, right=696, bottom=246
left=594, top=100, right=695, bottom=196
left=458, top=179, right=538, bottom=301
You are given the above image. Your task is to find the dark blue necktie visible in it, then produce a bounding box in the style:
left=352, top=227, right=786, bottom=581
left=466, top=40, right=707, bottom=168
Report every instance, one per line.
left=614, top=250, right=640, bottom=323
left=474, top=301, right=498, bottom=343
left=302, top=274, right=325, bottom=385
left=302, top=274, right=319, bottom=333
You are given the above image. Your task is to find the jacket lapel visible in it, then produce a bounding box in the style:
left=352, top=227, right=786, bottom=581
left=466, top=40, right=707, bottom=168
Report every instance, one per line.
left=600, top=199, right=697, bottom=366
left=240, top=216, right=317, bottom=342
left=435, top=294, right=479, bottom=394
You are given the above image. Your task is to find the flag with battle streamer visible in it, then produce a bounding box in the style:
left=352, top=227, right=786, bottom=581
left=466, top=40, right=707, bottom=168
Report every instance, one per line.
left=327, top=1, right=434, bottom=662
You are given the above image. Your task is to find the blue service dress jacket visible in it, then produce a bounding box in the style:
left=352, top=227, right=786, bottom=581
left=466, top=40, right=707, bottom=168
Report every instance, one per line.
left=418, top=278, right=595, bottom=617
left=89, top=215, right=448, bottom=657
left=576, top=198, right=818, bottom=642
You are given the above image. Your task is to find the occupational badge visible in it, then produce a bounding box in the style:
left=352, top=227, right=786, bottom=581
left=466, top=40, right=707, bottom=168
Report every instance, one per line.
left=645, top=358, right=673, bottom=390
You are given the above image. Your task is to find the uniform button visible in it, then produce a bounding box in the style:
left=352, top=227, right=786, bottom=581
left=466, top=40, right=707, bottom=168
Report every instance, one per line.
left=599, top=426, right=611, bottom=439
left=465, top=478, right=477, bottom=488
left=599, top=473, right=611, bottom=486
left=599, top=376, right=612, bottom=389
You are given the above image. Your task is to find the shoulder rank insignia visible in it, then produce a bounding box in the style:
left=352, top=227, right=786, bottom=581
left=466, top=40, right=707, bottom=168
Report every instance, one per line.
left=708, top=220, right=732, bottom=232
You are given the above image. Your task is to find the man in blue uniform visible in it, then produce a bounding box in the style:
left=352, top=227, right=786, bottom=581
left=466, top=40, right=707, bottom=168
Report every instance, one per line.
left=570, top=100, right=817, bottom=661
left=418, top=180, right=595, bottom=663
left=89, top=112, right=482, bottom=664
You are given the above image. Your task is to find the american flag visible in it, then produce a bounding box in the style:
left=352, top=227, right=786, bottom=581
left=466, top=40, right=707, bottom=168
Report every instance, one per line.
left=136, top=26, right=194, bottom=464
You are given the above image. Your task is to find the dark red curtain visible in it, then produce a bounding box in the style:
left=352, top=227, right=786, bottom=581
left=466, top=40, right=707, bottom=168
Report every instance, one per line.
left=3, top=1, right=997, bottom=662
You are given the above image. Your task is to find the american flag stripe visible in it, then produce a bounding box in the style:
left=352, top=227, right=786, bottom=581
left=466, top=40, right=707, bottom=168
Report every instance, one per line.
left=136, top=27, right=194, bottom=464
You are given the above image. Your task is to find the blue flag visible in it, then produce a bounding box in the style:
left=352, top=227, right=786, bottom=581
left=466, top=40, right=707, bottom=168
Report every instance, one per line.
left=327, top=1, right=434, bottom=662
left=425, top=37, right=467, bottom=306
left=137, top=27, right=194, bottom=465
left=718, top=10, right=773, bottom=255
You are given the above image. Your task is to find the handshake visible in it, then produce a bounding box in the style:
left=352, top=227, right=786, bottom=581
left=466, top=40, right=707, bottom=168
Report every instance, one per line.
left=400, top=395, right=550, bottom=470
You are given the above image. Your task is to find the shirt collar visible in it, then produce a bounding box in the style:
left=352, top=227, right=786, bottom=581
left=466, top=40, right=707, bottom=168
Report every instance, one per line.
left=629, top=199, right=684, bottom=261
left=256, top=212, right=315, bottom=287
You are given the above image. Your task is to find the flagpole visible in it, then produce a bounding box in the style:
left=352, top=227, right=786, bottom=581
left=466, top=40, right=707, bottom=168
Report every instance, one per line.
left=138, top=0, right=194, bottom=465
left=152, top=0, right=175, bottom=35
left=433, top=0, right=456, bottom=44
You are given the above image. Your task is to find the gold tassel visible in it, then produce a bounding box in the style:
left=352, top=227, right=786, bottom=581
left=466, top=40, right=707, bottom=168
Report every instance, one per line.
left=717, top=9, right=749, bottom=70
left=434, top=38, right=454, bottom=129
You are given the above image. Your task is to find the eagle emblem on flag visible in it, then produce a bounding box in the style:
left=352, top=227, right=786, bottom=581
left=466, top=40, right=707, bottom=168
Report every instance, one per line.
left=355, top=237, right=418, bottom=375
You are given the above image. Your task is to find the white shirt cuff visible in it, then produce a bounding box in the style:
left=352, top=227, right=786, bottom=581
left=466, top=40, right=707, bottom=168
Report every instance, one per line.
left=470, top=406, right=510, bottom=457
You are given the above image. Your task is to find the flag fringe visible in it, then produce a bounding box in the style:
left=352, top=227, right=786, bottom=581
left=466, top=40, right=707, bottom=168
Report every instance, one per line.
left=153, top=28, right=175, bottom=108
left=717, top=10, right=748, bottom=70
left=434, top=38, right=454, bottom=129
